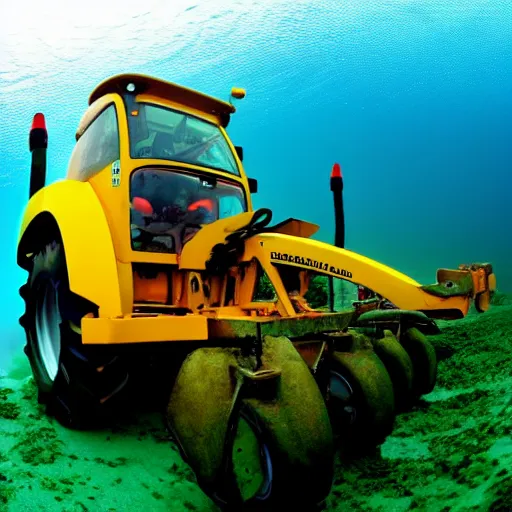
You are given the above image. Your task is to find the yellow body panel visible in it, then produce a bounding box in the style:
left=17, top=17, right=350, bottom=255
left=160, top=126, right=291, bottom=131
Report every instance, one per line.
left=270, top=219, right=320, bottom=238
left=18, top=180, right=123, bottom=318
left=179, top=212, right=259, bottom=269
left=88, top=73, right=236, bottom=123
left=81, top=314, right=208, bottom=344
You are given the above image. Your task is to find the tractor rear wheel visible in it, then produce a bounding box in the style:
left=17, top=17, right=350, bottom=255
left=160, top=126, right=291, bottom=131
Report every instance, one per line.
left=18, top=238, right=130, bottom=429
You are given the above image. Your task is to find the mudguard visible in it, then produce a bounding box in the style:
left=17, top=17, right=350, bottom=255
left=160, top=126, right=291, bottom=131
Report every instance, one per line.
left=166, top=335, right=334, bottom=506
left=17, top=180, right=123, bottom=318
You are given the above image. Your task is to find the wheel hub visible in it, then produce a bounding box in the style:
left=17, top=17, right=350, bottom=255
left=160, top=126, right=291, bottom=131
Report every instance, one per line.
left=35, top=278, right=62, bottom=382
left=231, top=411, right=272, bottom=503
left=328, top=371, right=357, bottom=428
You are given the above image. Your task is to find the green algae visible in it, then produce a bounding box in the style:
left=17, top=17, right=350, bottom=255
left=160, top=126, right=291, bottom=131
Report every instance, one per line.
left=0, top=387, right=19, bottom=420
left=420, top=272, right=474, bottom=297
left=40, top=475, right=75, bottom=495
left=428, top=307, right=512, bottom=390
left=0, top=481, right=15, bottom=507
left=12, top=425, right=64, bottom=465
left=490, top=291, right=511, bottom=306
left=0, top=472, right=16, bottom=510
left=0, top=389, right=14, bottom=400
left=20, top=378, right=37, bottom=401
left=93, top=456, right=128, bottom=468
left=0, top=402, right=19, bottom=420
left=484, top=473, right=512, bottom=511
left=40, top=476, right=59, bottom=491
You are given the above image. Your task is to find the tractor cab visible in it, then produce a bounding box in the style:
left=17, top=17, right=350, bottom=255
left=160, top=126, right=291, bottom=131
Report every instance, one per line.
left=124, top=95, right=248, bottom=253
left=65, top=73, right=254, bottom=261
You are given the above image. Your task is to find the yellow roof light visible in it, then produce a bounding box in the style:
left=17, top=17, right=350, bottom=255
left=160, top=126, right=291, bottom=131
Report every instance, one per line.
left=231, top=87, right=246, bottom=100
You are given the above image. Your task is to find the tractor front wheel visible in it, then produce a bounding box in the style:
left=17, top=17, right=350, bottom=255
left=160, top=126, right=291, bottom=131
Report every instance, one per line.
left=19, top=238, right=130, bottom=429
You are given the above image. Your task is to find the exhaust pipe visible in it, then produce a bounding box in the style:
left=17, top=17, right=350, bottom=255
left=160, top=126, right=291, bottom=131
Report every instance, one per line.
left=328, top=163, right=344, bottom=311
left=29, top=113, right=48, bottom=199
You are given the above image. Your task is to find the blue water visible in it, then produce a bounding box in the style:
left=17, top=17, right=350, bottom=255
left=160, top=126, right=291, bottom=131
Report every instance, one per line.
left=1, top=0, right=511, bottom=372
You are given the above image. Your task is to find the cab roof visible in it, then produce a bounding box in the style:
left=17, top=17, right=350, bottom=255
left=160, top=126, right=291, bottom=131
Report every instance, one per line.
left=88, top=73, right=236, bottom=126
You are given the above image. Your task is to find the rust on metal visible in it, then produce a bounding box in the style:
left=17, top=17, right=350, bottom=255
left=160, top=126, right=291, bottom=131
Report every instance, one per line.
left=206, top=311, right=355, bottom=340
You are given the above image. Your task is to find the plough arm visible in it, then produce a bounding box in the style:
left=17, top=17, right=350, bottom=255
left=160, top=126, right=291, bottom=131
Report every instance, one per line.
left=242, top=233, right=496, bottom=320
left=178, top=212, right=496, bottom=321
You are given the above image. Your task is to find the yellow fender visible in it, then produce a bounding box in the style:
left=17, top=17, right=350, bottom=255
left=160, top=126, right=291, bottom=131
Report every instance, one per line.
left=17, top=180, right=123, bottom=318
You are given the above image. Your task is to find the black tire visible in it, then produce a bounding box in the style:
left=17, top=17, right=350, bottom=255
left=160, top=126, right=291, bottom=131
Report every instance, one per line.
left=18, top=238, right=130, bottom=429
left=399, top=327, right=437, bottom=398
left=209, top=401, right=274, bottom=511
left=211, top=397, right=331, bottom=512
left=328, top=349, right=396, bottom=453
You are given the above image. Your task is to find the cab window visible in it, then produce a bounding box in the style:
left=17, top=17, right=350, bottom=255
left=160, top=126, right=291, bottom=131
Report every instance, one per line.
left=130, top=169, right=247, bottom=253
left=126, top=103, right=240, bottom=176
left=67, top=104, right=120, bottom=181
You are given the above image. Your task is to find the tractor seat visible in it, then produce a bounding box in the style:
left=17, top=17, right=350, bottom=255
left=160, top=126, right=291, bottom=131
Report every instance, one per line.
left=152, top=131, right=175, bottom=159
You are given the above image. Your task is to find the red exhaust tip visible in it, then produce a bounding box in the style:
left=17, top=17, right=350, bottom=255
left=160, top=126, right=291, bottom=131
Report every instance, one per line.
left=31, top=113, right=46, bottom=132
left=331, top=162, right=342, bottom=179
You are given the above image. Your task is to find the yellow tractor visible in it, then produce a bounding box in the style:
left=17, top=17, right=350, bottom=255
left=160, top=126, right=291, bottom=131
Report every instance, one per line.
left=17, top=73, right=496, bottom=511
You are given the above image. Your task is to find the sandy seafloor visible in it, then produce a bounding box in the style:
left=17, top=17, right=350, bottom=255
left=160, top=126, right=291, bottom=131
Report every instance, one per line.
left=1, top=301, right=511, bottom=512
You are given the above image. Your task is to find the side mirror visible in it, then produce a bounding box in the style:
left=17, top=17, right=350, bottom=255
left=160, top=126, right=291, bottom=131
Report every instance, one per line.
left=235, top=146, right=244, bottom=162
left=248, top=178, right=258, bottom=193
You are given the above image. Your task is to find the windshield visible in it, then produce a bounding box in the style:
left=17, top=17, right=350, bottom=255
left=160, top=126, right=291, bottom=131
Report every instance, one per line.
left=126, top=102, right=240, bottom=176
left=130, top=168, right=247, bottom=254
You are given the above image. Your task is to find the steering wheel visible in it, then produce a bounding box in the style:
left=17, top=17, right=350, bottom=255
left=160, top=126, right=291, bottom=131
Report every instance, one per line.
left=224, top=208, right=273, bottom=246
left=132, top=215, right=206, bottom=254
left=135, top=145, right=152, bottom=158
